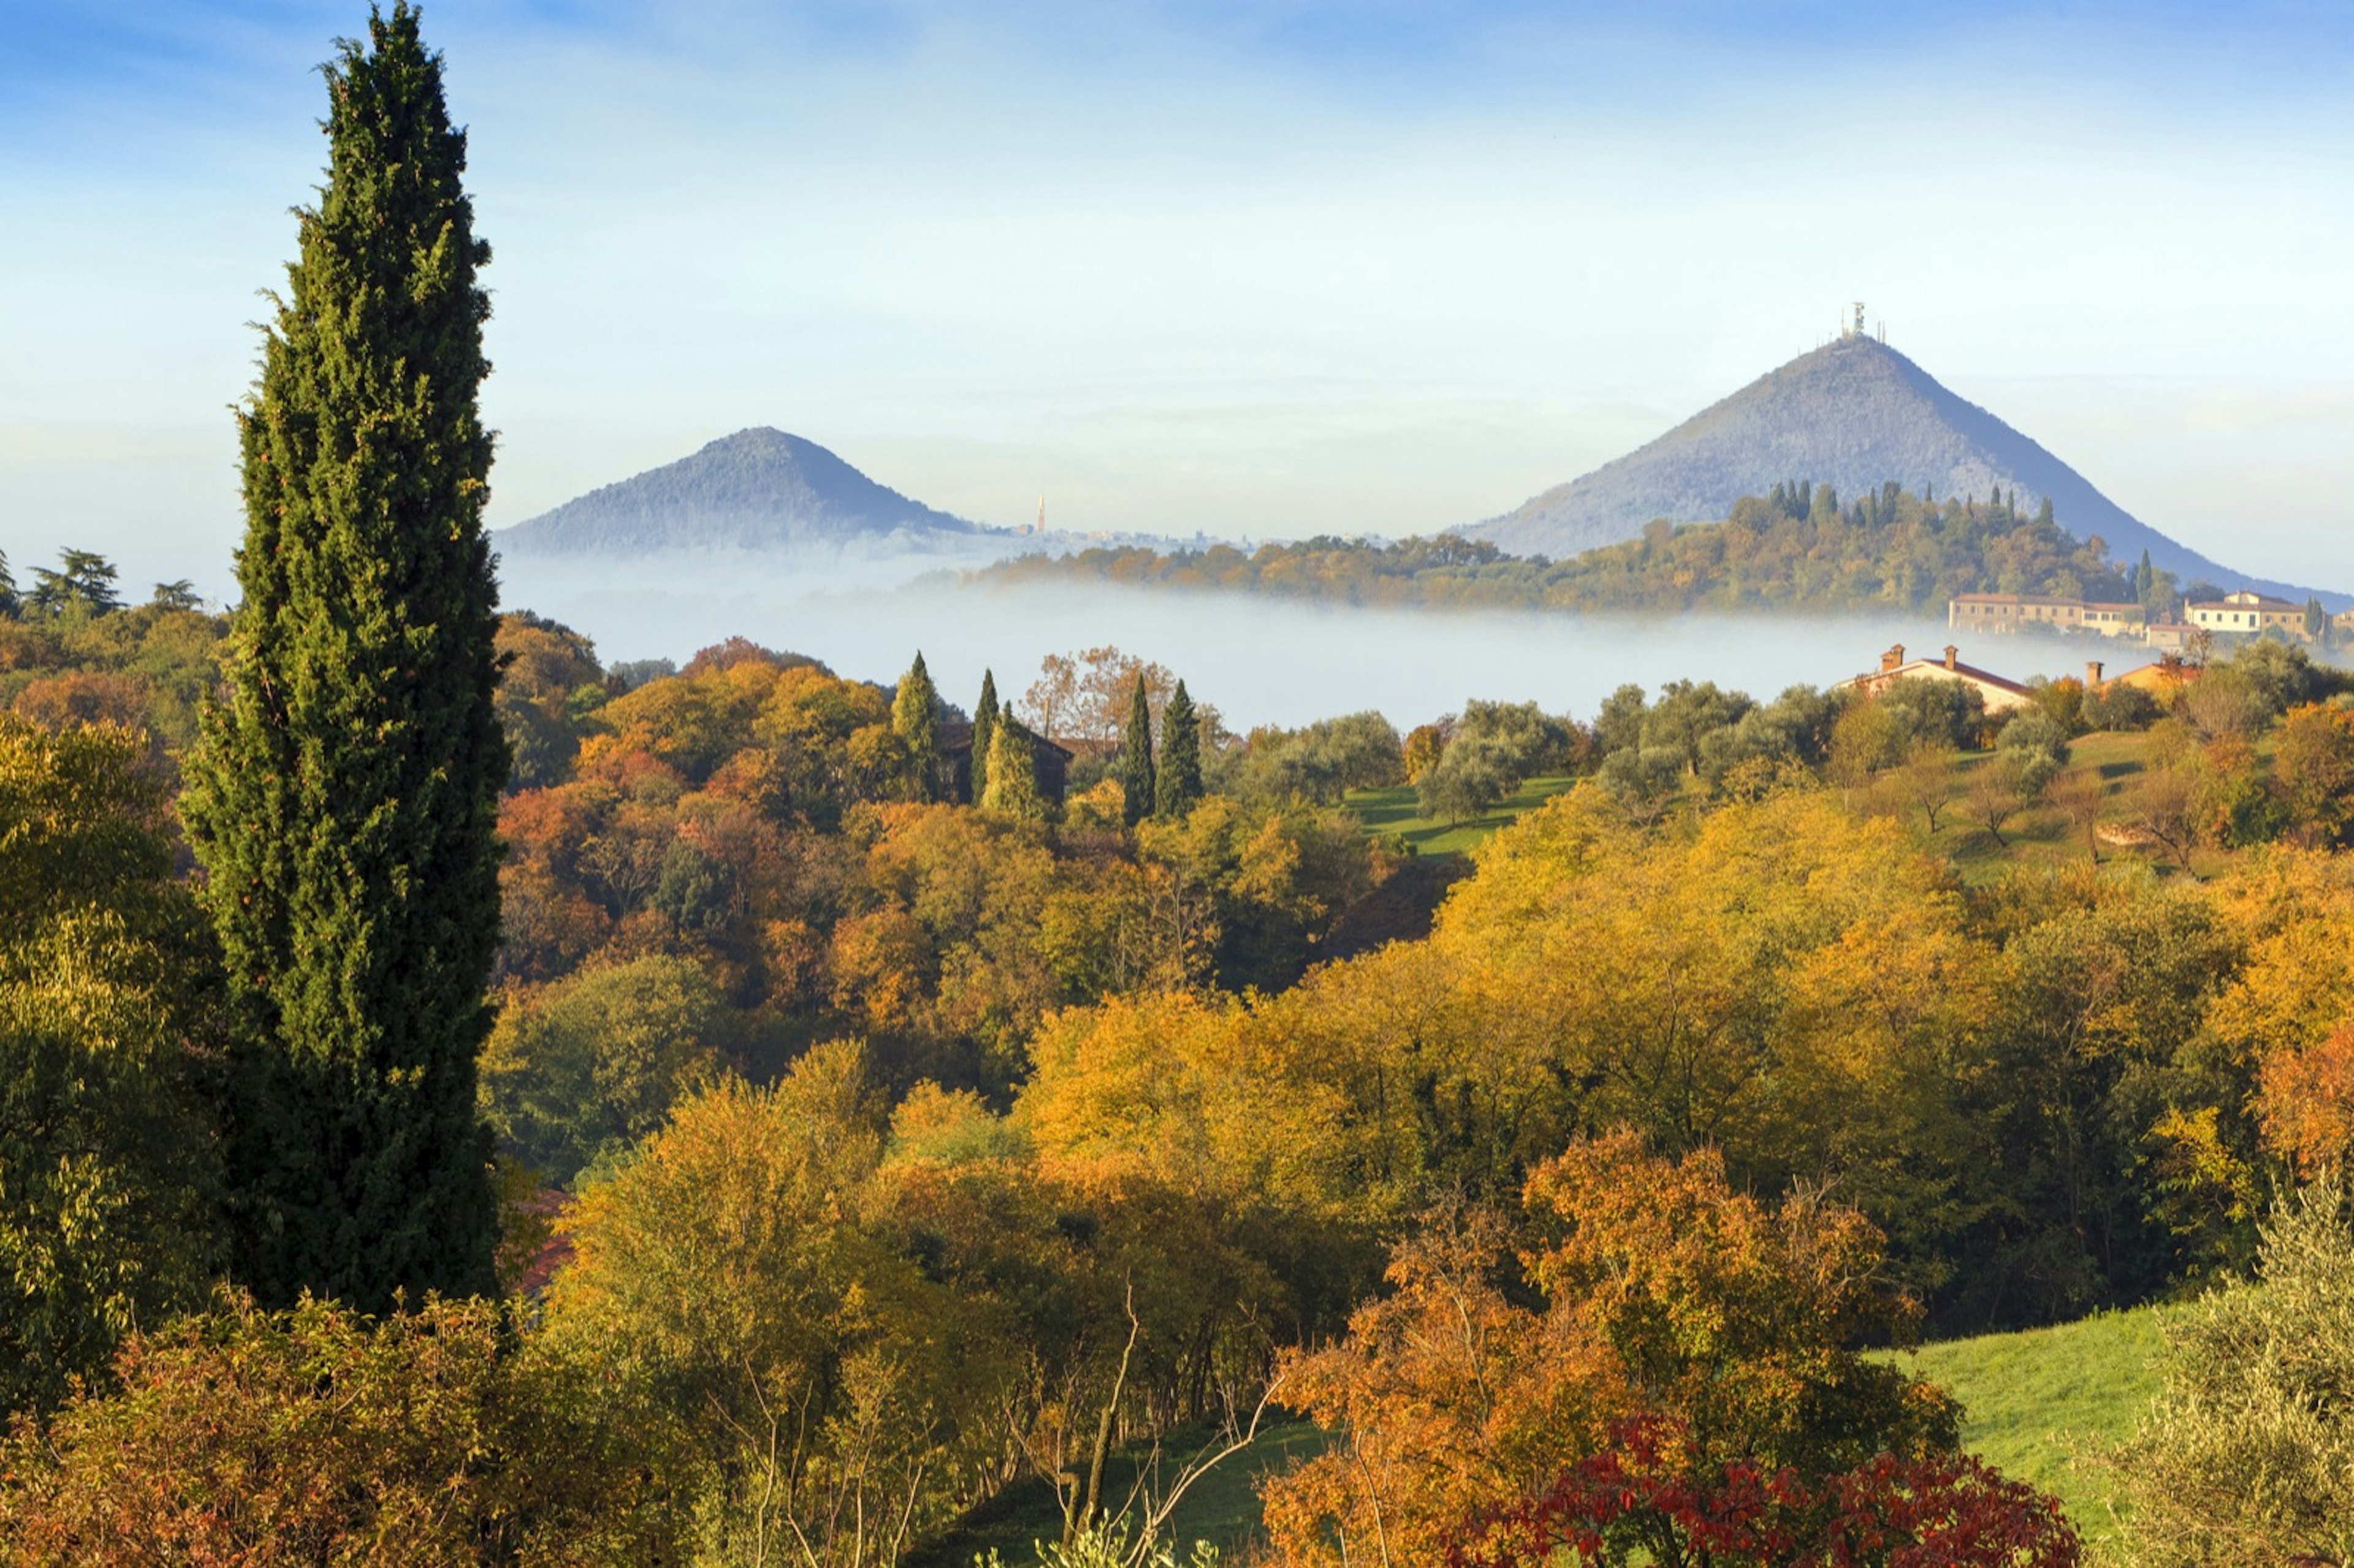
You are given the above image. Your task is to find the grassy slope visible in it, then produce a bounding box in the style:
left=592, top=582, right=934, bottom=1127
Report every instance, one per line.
left=1891, top=726, right=2277, bottom=885
left=1891, top=1306, right=2170, bottom=1543
left=1346, top=774, right=1579, bottom=856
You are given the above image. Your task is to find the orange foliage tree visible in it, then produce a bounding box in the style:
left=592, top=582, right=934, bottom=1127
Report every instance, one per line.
left=1259, top=1132, right=1975, bottom=1568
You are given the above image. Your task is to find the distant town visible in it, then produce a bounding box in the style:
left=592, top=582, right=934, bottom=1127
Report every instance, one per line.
left=1950, top=587, right=2352, bottom=653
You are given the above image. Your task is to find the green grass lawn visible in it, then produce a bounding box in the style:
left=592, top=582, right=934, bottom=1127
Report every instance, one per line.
left=1891, top=1305, right=2170, bottom=1542
left=913, top=1421, right=1333, bottom=1566
left=1346, top=775, right=1579, bottom=856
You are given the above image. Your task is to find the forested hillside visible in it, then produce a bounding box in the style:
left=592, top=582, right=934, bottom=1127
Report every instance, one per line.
left=978, top=481, right=2170, bottom=617
left=1462, top=332, right=2299, bottom=601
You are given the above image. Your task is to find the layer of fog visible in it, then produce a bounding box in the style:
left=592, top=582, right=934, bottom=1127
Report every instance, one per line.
left=501, top=552, right=2147, bottom=731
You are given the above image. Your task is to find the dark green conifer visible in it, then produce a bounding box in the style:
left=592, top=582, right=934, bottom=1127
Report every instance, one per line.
left=26, top=549, right=121, bottom=617
left=1155, top=679, right=1202, bottom=818
left=1117, top=672, right=1155, bottom=827
left=970, top=669, right=1001, bottom=805
left=0, top=550, right=16, bottom=618
left=182, top=2, right=505, bottom=1309
left=893, top=650, right=942, bottom=801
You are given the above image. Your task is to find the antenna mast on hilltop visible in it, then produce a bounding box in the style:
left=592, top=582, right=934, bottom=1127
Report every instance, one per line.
left=1850, top=300, right=1866, bottom=339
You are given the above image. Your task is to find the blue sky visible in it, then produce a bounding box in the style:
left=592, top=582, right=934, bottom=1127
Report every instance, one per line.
left=5, top=0, right=2353, bottom=597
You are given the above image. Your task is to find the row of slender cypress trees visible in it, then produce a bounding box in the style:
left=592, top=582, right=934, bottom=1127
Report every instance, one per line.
left=894, top=655, right=1203, bottom=822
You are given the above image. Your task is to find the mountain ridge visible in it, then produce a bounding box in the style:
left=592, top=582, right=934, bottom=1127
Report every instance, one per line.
left=1469, top=335, right=2336, bottom=604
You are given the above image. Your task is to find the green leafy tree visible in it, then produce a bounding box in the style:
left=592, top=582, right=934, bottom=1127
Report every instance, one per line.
left=1222, top=712, right=1402, bottom=807
left=0, top=720, right=223, bottom=1417
left=1415, top=699, right=1565, bottom=822
left=1995, top=706, right=2073, bottom=799
left=481, top=955, right=726, bottom=1187
left=0, top=549, right=18, bottom=618
left=972, top=668, right=1002, bottom=805
left=149, top=580, right=202, bottom=612
left=545, top=1047, right=1013, bottom=1564
left=1155, top=678, right=1203, bottom=818
left=181, top=2, right=508, bottom=1309
left=894, top=649, right=943, bottom=802
left=1118, top=671, right=1156, bottom=826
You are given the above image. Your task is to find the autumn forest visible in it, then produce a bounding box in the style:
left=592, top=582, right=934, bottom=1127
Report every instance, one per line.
left=10, top=7, right=2354, bottom=1568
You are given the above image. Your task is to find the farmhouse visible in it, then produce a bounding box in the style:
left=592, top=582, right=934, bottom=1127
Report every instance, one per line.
left=1949, top=593, right=2143, bottom=637
left=2100, top=654, right=2198, bottom=701
left=1842, top=644, right=2034, bottom=714
left=2187, top=589, right=2306, bottom=638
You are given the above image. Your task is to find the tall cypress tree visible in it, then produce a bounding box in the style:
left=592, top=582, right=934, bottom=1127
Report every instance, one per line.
left=1116, top=672, right=1156, bottom=827
left=970, top=669, right=1000, bottom=805
left=893, top=650, right=942, bottom=802
left=1155, top=679, right=1202, bottom=818
left=183, top=2, right=505, bottom=1309
left=980, top=720, right=1042, bottom=819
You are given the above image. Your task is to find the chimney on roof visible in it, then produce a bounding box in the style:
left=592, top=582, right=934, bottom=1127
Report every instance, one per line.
left=2086, top=660, right=2104, bottom=687
left=1943, top=645, right=1959, bottom=671
left=1881, top=645, right=1905, bottom=673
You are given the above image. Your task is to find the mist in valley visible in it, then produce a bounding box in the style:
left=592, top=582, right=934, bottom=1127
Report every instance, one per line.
left=499, top=550, right=2134, bottom=731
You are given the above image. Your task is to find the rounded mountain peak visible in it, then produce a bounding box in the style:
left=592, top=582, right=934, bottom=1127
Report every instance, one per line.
left=500, top=428, right=982, bottom=555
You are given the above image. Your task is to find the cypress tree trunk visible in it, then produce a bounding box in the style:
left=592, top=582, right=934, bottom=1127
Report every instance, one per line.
left=1155, top=679, right=1202, bottom=818
left=1117, top=672, right=1156, bottom=827
left=184, top=2, right=505, bottom=1309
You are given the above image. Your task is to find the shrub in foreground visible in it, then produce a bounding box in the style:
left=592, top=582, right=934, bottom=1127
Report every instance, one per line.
left=0, top=1291, right=679, bottom=1565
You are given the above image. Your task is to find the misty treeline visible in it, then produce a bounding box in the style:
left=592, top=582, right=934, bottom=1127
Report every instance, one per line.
left=981, top=479, right=2203, bottom=618
left=13, top=571, right=2354, bottom=1559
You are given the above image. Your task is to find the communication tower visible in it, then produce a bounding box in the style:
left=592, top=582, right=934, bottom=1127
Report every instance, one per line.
left=1851, top=300, right=1866, bottom=339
